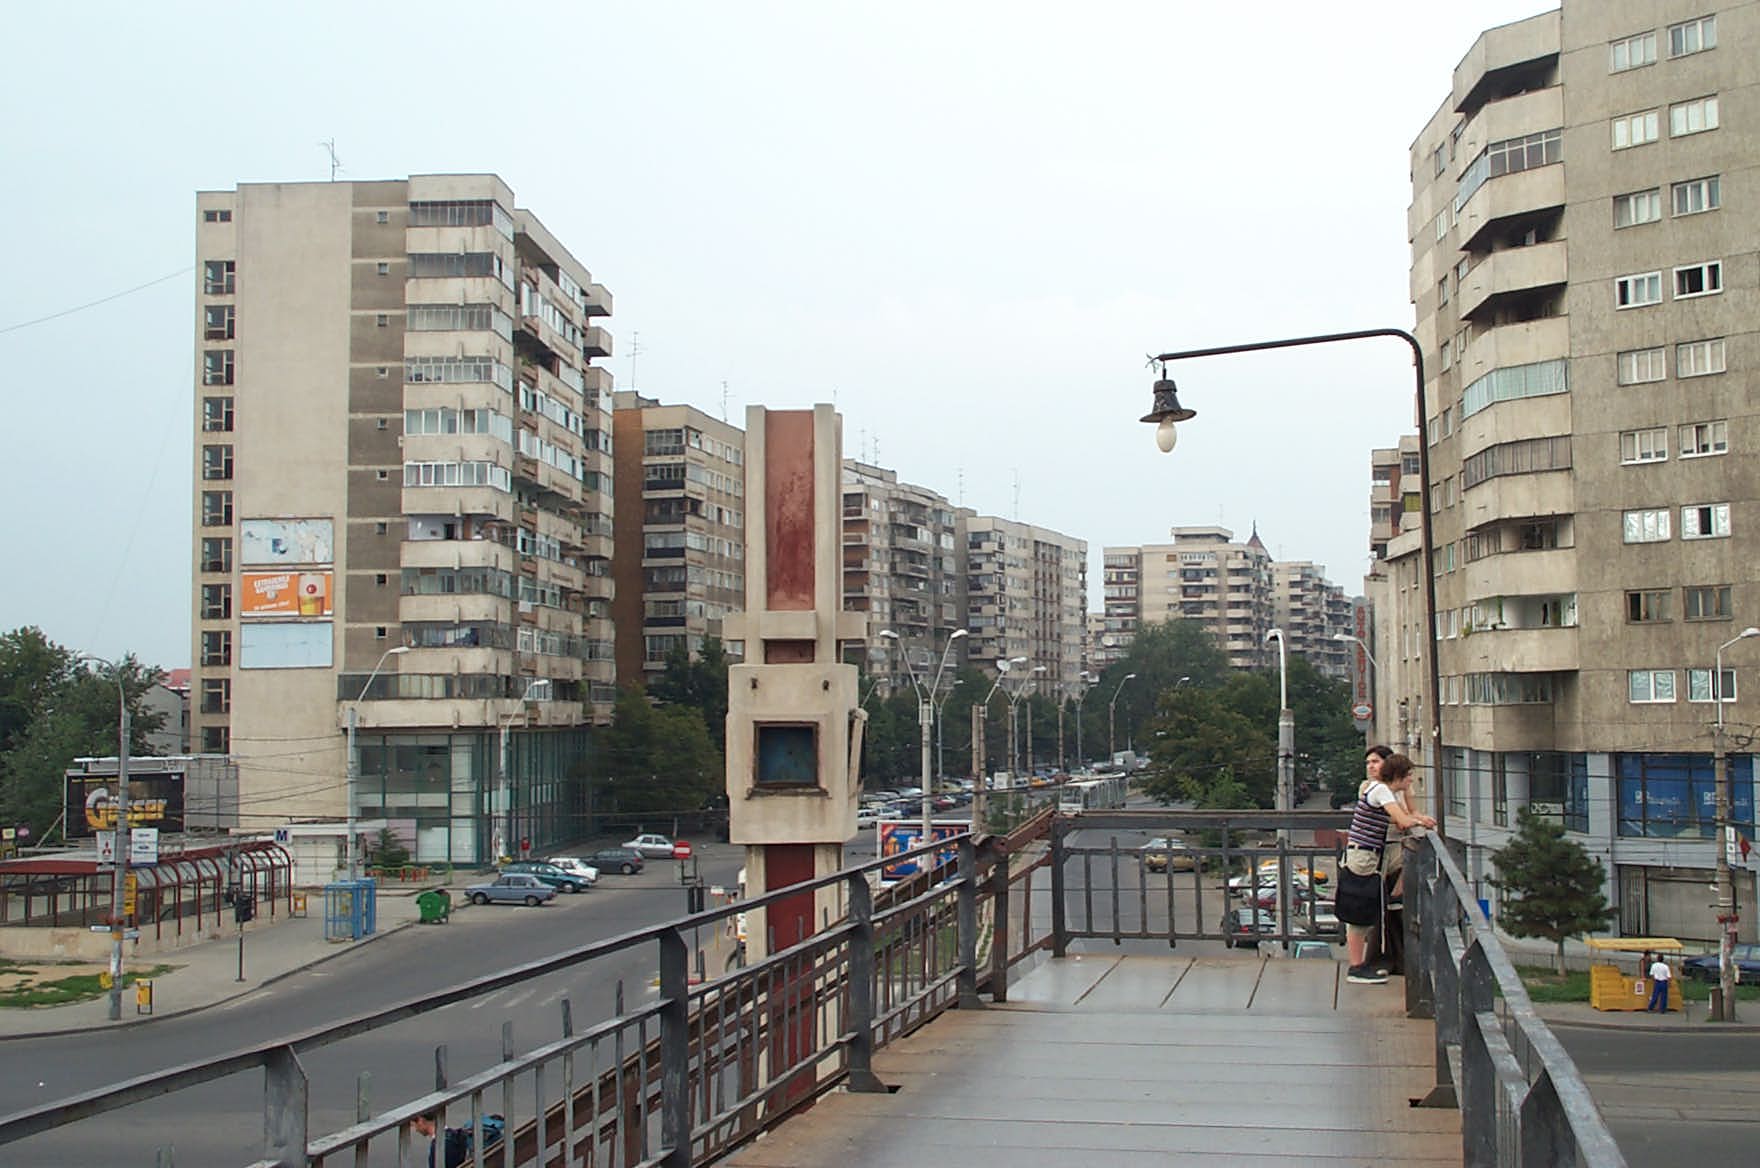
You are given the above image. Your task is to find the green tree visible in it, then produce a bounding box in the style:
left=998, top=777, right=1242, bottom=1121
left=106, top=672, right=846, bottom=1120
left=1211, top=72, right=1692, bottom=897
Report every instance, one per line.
left=1141, top=685, right=1275, bottom=808
left=1489, top=807, right=1613, bottom=974
left=649, top=637, right=730, bottom=752
left=0, top=628, right=165, bottom=842
left=1084, top=620, right=1230, bottom=764
left=588, top=685, right=723, bottom=815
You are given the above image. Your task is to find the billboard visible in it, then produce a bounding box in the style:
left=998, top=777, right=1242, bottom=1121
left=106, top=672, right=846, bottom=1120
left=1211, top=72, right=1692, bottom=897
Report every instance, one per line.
left=239, top=621, right=334, bottom=669
left=878, top=821, right=963, bottom=882
left=66, top=773, right=183, bottom=838
left=241, top=570, right=332, bottom=618
left=240, top=518, right=334, bottom=566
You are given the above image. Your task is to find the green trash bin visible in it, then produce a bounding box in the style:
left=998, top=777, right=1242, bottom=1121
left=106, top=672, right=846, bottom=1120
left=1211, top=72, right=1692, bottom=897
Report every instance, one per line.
left=416, top=888, right=451, bottom=924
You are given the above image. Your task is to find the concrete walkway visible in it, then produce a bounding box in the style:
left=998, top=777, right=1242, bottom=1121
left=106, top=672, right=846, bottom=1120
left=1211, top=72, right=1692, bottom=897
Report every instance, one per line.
left=724, top=953, right=1461, bottom=1168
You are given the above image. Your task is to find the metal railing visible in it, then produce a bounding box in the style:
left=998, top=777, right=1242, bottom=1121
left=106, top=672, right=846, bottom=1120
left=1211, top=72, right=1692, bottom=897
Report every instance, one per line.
left=0, top=821, right=1053, bottom=1168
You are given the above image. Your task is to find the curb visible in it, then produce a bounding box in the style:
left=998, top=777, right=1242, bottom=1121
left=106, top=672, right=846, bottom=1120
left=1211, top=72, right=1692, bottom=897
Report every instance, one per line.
left=1536, top=1010, right=1760, bottom=1036
left=0, top=914, right=430, bottom=1043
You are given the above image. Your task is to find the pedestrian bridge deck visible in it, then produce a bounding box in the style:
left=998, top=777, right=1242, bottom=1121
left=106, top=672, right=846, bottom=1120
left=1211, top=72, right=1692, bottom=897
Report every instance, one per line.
left=723, top=953, right=1460, bottom=1168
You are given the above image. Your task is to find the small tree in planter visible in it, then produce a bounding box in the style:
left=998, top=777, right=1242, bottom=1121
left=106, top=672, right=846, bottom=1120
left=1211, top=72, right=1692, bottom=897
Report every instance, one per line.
left=1489, top=807, right=1612, bottom=975
left=368, top=827, right=411, bottom=874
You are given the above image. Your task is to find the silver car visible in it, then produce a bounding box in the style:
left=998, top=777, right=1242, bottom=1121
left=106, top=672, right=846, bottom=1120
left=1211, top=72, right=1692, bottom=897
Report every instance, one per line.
left=465, top=873, right=556, bottom=906
left=621, top=833, right=678, bottom=858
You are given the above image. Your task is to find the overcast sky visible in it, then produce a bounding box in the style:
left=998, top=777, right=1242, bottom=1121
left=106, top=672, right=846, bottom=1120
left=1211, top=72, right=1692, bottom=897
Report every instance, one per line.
left=1, top=1, right=1550, bottom=669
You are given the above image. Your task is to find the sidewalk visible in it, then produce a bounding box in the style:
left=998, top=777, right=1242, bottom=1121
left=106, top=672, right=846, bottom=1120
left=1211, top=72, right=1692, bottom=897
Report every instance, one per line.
left=0, top=884, right=467, bottom=1040
left=1533, top=998, right=1760, bottom=1034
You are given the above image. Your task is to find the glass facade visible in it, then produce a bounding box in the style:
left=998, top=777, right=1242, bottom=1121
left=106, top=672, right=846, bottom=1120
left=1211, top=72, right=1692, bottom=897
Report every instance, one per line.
left=1616, top=753, right=1754, bottom=838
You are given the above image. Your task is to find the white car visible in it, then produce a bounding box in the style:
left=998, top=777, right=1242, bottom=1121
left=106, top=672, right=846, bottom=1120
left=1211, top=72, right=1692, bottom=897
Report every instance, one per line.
left=621, top=833, right=678, bottom=858
left=855, top=808, right=879, bottom=830
left=545, top=856, right=601, bottom=886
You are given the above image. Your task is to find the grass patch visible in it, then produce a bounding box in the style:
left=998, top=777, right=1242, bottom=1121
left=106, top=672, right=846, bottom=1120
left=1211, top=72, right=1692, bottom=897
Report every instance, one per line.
left=0, top=963, right=175, bottom=1009
left=1515, top=963, right=1760, bottom=1004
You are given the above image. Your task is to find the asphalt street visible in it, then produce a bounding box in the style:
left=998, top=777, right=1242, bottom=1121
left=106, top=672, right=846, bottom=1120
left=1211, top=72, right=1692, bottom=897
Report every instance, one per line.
left=0, top=847, right=744, bottom=1168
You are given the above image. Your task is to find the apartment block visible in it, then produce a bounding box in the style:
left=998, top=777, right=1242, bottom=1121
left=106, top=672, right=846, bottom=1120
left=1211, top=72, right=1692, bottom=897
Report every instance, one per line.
left=1369, top=436, right=1424, bottom=562
left=1105, top=527, right=1274, bottom=670
left=1272, top=562, right=1354, bottom=679
left=1404, top=4, right=1759, bottom=939
left=610, top=393, right=747, bottom=682
left=190, top=175, right=615, bottom=869
left=840, top=461, right=966, bottom=691
left=965, top=516, right=1087, bottom=695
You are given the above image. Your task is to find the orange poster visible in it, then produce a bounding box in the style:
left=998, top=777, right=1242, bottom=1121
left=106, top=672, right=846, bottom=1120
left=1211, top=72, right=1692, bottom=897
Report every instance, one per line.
left=241, top=570, right=333, bottom=617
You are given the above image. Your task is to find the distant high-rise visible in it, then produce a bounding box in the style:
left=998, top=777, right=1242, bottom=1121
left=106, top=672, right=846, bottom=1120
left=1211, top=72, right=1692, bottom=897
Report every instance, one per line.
left=189, top=175, right=614, bottom=867
left=1104, top=527, right=1274, bottom=670
left=965, top=516, right=1087, bottom=694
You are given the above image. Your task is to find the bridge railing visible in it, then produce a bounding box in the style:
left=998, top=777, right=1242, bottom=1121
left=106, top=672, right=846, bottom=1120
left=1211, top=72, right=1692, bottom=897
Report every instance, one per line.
left=0, top=822, right=1055, bottom=1168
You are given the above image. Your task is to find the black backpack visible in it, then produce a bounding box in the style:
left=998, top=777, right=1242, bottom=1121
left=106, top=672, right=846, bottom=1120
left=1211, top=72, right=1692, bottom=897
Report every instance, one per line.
left=437, top=1114, right=506, bottom=1167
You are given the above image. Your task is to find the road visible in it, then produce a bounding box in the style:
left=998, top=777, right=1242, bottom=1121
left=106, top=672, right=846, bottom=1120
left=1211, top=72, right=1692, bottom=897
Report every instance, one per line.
left=0, top=845, right=744, bottom=1167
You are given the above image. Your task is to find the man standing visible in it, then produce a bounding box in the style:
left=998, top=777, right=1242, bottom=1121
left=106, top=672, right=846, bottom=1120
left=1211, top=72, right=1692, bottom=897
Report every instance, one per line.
left=1647, top=954, right=1673, bottom=1013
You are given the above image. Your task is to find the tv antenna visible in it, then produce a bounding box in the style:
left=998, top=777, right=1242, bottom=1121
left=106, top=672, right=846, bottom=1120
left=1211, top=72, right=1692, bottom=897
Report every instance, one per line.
left=1012, top=469, right=1020, bottom=520
left=720, top=380, right=729, bottom=421
left=319, top=139, right=343, bottom=182
left=627, top=330, right=642, bottom=392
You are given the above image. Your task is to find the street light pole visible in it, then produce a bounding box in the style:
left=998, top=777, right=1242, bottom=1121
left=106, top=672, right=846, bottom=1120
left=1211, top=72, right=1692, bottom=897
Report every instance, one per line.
left=1265, top=628, right=1294, bottom=943
left=933, top=679, right=963, bottom=787
left=80, top=656, right=130, bottom=1022
left=497, top=678, right=553, bottom=864
left=1712, top=627, right=1759, bottom=1020
left=346, top=645, right=409, bottom=880
left=1146, top=327, right=1444, bottom=834
left=882, top=628, right=968, bottom=856
left=972, top=657, right=1023, bottom=831
left=1071, top=672, right=1091, bottom=772
left=1107, top=673, right=1137, bottom=762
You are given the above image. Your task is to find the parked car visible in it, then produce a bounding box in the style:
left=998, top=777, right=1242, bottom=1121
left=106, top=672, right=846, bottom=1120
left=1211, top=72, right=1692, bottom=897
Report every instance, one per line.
left=1141, top=837, right=1196, bottom=873
left=1222, top=908, right=1279, bottom=947
left=465, top=873, right=556, bottom=906
left=1228, top=870, right=1316, bottom=893
left=1254, top=858, right=1329, bottom=885
left=620, top=833, right=678, bottom=858
left=588, top=847, right=646, bottom=875
left=855, top=808, right=880, bottom=830
left=1683, top=942, right=1760, bottom=981
left=1238, top=884, right=1317, bottom=912
left=545, top=856, right=601, bottom=886
left=501, top=860, right=589, bottom=893
left=1292, top=940, right=1334, bottom=960
left=1301, top=900, right=1342, bottom=937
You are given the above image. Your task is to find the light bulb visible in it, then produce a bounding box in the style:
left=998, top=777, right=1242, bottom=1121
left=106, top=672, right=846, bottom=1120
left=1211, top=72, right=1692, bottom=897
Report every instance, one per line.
left=1155, top=418, right=1177, bottom=453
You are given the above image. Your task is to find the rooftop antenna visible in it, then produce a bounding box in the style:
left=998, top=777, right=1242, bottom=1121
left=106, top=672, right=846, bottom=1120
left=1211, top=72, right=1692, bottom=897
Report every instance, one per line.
left=627, top=330, right=642, bottom=393
left=1012, top=468, right=1021, bottom=520
left=957, top=466, right=965, bottom=506
left=720, top=380, right=729, bottom=421
left=319, top=139, right=343, bottom=182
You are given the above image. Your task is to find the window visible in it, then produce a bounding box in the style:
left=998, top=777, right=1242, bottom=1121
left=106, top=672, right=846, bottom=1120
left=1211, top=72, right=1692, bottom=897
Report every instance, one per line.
left=203, top=304, right=235, bottom=340
left=200, top=583, right=231, bottom=620
left=1612, top=109, right=1659, bottom=149
left=1616, top=271, right=1662, bottom=308
left=1674, top=261, right=1722, bottom=299
left=200, top=490, right=232, bottom=527
left=201, top=208, right=232, bottom=223
left=376, top=313, right=389, bottom=327
left=1680, top=420, right=1727, bottom=457
left=1676, top=338, right=1725, bottom=378
left=376, top=262, right=390, bottom=276
left=200, top=630, right=231, bottom=667
left=404, top=356, right=513, bottom=390
left=202, top=260, right=235, bottom=295
left=1440, top=337, right=1452, bottom=370
left=202, top=349, right=235, bottom=385
left=1432, top=143, right=1447, bottom=177
left=407, top=252, right=507, bottom=281
left=200, top=678, right=231, bottom=715
left=408, top=200, right=512, bottom=231
left=1610, top=30, right=1657, bottom=71
left=401, top=460, right=513, bottom=492
left=1626, top=590, right=1672, bottom=623
left=201, top=396, right=233, bottom=432
left=1681, top=502, right=1730, bottom=540
left=1461, top=435, right=1572, bottom=487
left=375, top=210, right=390, bottom=224
left=1618, top=753, right=1751, bottom=839
left=1628, top=670, right=1677, bottom=703
left=1685, top=585, right=1731, bottom=621
left=1688, top=669, right=1737, bottom=703
left=1616, top=347, right=1665, bottom=384
left=1612, top=188, right=1661, bottom=228
left=201, top=445, right=233, bottom=481
left=1668, top=15, right=1716, bottom=57
left=1438, top=276, right=1449, bottom=307
left=1454, top=128, right=1561, bottom=211
left=1619, top=428, right=1667, bottom=464
left=201, top=726, right=230, bottom=753
left=375, top=521, right=388, bottom=534
left=375, top=626, right=388, bottom=640
left=1622, top=508, right=1670, bottom=543
left=1672, top=176, right=1720, bottom=216
left=1460, top=359, right=1568, bottom=418
left=1669, top=96, right=1719, bottom=137
left=199, top=537, right=231, bottom=573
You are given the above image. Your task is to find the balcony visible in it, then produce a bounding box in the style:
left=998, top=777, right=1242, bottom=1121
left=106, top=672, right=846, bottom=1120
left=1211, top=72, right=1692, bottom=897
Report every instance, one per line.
left=1452, top=10, right=1560, bottom=114
left=1459, top=164, right=1565, bottom=251
left=581, top=325, right=612, bottom=358
left=1459, top=316, right=1568, bottom=385
left=400, top=538, right=513, bottom=573
left=1453, top=624, right=1578, bottom=673
left=1457, top=240, right=1566, bottom=322
left=1454, top=86, right=1563, bottom=174
left=581, top=282, right=612, bottom=317
left=1459, top=465, right=1574, bottom=532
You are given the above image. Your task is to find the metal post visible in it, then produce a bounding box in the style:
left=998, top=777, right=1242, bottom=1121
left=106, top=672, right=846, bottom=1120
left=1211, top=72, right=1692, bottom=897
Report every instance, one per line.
left=1714, top=719, right=1736, bottom=1021
left=919, top=698, right=933, bottom=851
left=1056, top=697, right=1065, bottom=773
left=970, top=702, right=986, bottom=833
left=109, top=697, right=130, bottom=1022
left=1008, top=699, right=1019, bottom=786
left=990, top=852, right=1011, bottom=1002
left=1050, top=820, right=1067, bottom=958
left=1075, top=695, right=1084, bottom=770
left=846, top=873, right=887, bottom=1090
left=657, top=927, right=692, bottom=1167
left=263, top=1045, right=309, bottom=1168
left=957, top=839, right=981, bottom=1008
left=345, top=705, right=358, bottom=882
left=497, top=719, right=510, bottom=866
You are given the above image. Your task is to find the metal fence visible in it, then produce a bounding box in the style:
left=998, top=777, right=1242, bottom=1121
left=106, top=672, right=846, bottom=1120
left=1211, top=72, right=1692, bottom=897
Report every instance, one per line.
left=0, top=816, right=1054, bottom=1168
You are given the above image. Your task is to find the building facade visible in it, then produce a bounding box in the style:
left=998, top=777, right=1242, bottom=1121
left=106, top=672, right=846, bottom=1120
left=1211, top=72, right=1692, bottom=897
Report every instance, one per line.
left=1407, top=5, right=1758, bottom=939
left=840, top=461, right=966, bottom=692
left=965, top=516, right=1087, bottom=694
left=1104, top=527, right=1276, bottom=671
left=1271, top=561, right=1355, bottom=679
left=610, top=393, right=747, bottom=684
left=189, top=175, right=615, bottom=868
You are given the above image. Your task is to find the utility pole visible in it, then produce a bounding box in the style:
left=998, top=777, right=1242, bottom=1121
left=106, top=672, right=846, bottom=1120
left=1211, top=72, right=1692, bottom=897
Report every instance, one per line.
left=917, top=695, right=934, bottom=848
left=109, top=700, right=130, bottom=1022
left=1267, top=628, right=1295, bottom=948
left=971, top=701, right=986, bottom=832
left=1712, top=627, right=1758, bottom=1020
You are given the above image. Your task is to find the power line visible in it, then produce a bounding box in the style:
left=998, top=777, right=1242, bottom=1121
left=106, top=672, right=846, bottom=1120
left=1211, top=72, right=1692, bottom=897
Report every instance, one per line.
left=0, top=266, right=193, bottom=337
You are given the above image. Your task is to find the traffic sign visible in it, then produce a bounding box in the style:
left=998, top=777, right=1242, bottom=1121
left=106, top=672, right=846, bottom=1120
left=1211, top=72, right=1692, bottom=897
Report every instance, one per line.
left=1351, top=702, right=1374, bottom=722
left=130, top=827, right=160, bottom=865
left=672, top=841, right=694, bottom=860
left=123, top=873, right=138, bottom=916
left=96, top=831, right=117, bottom=865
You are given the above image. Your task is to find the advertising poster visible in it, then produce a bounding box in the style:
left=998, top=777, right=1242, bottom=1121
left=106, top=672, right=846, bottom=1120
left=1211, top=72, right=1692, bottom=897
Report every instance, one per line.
left=241, top=570, right=333, bottom=618
left=66, top=774, right=183, bottom=839
left=878, top=821, right=963, bottom=882
left=240, top=518, right=334, bottom=566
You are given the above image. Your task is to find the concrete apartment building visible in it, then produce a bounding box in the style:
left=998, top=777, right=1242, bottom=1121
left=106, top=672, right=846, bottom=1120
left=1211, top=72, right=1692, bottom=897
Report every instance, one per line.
left=190, top=175, right=615, bottom=869
left=1271, top=562, right=1354, bottom=679
left=1398, top=4, right=1758, bottom=939
left=1368, top=437, right=1425, bottom=562
left=1104, top=527, right=1276, bottom=671
left=840, top=461, right=967, bottom=691
left=610, top=393, right=747, bottom=684
left=965, top=516, right=1087, bottom=695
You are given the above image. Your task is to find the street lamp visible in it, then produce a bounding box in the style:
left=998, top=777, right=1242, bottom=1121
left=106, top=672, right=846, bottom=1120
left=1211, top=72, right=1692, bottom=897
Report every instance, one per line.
left=933, top=678, right=964, bottom=785
left=1107, top=673, right=1137, bottom=762
left=1069, top=671, right=1093, bottom=772
left=345, top=645, right=409, bottom=881
left=1711, top=626, right=1760, bottom=1020
left=1265, top=628, right=1296, bottom=948
left=1144, top=327, right=1444, bottom=834
left=78, top=654, right=130, bottom=1022
left=1012, top=665, right=1046, bottom=777
left=498, top=678, right=553, bottom=864
left=881, top=628, right=968, bottom=850
left=1333, top=632, right=1382, bottom=745
left=972, top=656, right=1027, bottom=830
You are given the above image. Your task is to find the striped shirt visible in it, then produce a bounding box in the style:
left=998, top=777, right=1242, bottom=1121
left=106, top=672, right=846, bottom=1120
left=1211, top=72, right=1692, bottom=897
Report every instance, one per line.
left=1348, top=781, right=1397, bottom=851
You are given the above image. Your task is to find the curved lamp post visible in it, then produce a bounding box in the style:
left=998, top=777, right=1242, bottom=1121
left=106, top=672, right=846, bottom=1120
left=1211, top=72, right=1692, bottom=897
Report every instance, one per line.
left=345, top=645, right=409, bottom=880
left=1712, top=626, right=1760, bottom=1019
left=1107, top=673, right=1138, bottom=762
left=882, top=628, right=968, bottom=847
left=78, top=654, right=130, bottom=1021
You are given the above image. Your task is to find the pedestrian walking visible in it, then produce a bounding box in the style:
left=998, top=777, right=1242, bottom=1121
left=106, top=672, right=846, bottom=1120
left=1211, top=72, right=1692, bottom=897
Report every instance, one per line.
left=1647, top=954, right=1673, bottom=1012
left=1337, top=751, right=1435, bottom=985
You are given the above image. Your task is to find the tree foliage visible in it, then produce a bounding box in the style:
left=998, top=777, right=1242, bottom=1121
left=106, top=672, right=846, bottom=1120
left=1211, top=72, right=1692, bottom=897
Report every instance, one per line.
left=1489, top=807, right=1613, bottom=974
left=587, top=684, right=723, bottom=815
left=0, top=627, right=166, bottom=842
left=648, top=637, right=730, bottom=752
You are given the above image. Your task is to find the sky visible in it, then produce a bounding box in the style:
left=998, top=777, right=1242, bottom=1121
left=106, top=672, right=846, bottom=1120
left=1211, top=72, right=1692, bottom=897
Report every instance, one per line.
left=0, top=0, right=1552, bottom=669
